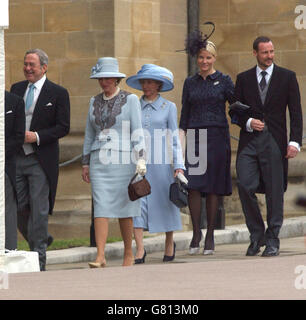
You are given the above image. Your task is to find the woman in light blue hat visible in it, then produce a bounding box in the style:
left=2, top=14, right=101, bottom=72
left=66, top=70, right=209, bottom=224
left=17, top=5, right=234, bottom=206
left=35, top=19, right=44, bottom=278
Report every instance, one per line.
left=126, top=64, right=186, bottom=263
left=82, top=57, right=146, bottom=268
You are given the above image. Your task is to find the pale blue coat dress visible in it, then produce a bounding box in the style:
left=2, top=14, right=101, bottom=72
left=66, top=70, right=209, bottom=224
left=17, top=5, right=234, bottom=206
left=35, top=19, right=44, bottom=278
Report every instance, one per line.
left=133, top=95, right=185, bottom=233
left=82, top=90, right=145, bottom=218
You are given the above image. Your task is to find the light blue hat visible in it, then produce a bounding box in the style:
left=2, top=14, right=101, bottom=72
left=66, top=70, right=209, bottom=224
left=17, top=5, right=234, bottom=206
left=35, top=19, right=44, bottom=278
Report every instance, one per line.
left=90, top=57, right=126, bottom=79
left=126, top=64, right=174, bottom=92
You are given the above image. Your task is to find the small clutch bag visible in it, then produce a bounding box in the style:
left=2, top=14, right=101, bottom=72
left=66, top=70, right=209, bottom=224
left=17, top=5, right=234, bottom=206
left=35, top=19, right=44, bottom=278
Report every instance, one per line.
left=229, top=101, right=250, bottom=112
left=229, top=101, right=251, bottom=125
left=128, top=173, right=151, bottom=201
left=169, top=177, right=188, bottom=208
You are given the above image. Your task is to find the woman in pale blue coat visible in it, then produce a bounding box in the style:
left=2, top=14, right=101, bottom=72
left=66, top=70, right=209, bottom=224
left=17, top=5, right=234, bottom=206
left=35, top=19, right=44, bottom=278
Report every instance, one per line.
left=82, top=57, right=146, bottom=268
left=126, top=64, right=185, bottom=263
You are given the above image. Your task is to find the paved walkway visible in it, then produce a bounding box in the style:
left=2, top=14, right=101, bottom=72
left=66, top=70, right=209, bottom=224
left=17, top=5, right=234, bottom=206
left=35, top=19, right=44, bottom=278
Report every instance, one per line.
left=46, top=235, right=306, bottom=271
left=46, top=216, right=306, bottom=265
left=0, top=237, right=306, bottom=300
left=1, top=217, right=306, bottom=300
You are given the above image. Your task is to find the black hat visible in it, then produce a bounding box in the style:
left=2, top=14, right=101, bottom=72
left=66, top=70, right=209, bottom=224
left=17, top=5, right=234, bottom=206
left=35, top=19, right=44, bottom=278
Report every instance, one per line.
left=178, top=22, right=215, bottom=56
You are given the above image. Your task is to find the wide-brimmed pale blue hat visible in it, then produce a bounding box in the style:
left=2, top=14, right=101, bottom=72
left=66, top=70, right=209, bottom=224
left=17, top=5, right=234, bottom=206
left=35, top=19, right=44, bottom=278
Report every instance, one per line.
left=126, top=64, right=174, bottom=92
left=90, top=57, right=126, bottom=79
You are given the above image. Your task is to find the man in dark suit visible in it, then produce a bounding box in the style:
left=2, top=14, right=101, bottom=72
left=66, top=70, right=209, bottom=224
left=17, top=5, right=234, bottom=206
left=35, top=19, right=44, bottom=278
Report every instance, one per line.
left=4, top=91, right=25, bottom=250
left=230, top=36, right=303, bottom=257
left=11, top=48, right=70, bottom=270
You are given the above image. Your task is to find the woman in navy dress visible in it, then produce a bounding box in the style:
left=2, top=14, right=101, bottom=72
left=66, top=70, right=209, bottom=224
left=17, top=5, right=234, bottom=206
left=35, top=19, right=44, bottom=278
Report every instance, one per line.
left=179, top=30, right=235, bottom=255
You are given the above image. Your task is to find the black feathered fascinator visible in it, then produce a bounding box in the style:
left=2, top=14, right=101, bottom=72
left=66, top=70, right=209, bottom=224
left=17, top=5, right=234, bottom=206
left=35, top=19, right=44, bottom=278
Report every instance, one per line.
left=178, top=21, right=216, bottom=56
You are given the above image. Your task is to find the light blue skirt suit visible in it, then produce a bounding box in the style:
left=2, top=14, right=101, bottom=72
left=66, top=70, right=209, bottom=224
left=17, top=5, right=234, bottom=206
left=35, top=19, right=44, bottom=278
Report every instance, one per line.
left=133, top=95, right=185, bottom=233
left=82, top=90, right=145, bottom=218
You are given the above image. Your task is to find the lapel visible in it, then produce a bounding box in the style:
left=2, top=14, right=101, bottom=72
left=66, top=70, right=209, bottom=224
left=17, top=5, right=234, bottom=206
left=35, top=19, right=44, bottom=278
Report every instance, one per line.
left=15, top=81, right=28, bottom=98
left=263, top=64, right=279, bottom=107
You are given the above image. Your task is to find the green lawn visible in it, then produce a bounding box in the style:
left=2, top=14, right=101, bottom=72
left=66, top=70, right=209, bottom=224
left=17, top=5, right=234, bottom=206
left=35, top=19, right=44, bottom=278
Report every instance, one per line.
left=17, top=237, right=123, bottom=251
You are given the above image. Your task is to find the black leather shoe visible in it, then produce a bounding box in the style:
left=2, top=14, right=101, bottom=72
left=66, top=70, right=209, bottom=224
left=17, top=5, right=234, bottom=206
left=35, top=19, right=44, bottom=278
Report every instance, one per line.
left=47, top=235, right=54, bottom=247
left=246, top=241, right=262, bottom=256
left=134, top=249, right=146, bottom=264
left=163, top=242, right=176, bottom=262
left=261, top=246, right=279, bottom=257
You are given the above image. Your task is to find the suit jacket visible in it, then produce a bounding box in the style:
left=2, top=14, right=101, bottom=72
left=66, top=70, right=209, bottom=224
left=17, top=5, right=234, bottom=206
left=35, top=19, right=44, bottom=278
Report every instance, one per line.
left=230, top=64, right=303, bottom=192
left=5, top=91, right=25, bottom=191
left=10, top=78, right=70, bottom=214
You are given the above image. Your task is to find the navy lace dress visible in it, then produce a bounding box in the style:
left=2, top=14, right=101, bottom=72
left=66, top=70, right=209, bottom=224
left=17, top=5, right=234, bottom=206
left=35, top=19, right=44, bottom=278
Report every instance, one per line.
left=179, top=71, right=235, bottom=195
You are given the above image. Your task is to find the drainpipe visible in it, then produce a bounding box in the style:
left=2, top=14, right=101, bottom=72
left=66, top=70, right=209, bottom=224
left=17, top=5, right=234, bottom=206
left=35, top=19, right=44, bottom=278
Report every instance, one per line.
left=187, top=0, right=199, bottom=76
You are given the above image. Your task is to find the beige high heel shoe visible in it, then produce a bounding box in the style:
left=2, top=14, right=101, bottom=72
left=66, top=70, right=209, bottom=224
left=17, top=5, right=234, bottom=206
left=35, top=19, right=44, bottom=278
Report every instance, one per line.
left=88, top=261, right=106, bottom=268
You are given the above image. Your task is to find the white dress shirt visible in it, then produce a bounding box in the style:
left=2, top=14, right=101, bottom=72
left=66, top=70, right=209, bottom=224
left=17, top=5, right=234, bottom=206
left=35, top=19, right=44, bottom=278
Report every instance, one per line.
left=23, top=74, right=47, bottom=145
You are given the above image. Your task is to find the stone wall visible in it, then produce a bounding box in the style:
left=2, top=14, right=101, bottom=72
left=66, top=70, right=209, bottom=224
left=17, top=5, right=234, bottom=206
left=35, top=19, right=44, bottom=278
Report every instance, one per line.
left=115, top=0, right=188, bottom=117
left=114, top=0, right=161, bottom=93
left=4, top=0, right=306, bottom=216
left=5, top=0, right=306, bottom=141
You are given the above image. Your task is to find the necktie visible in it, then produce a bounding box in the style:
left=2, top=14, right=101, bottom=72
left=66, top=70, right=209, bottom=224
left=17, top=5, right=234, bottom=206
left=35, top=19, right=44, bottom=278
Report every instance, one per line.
left=25, top=83, right=35, bottom=110
left=259, top=71, right=267, bottom=91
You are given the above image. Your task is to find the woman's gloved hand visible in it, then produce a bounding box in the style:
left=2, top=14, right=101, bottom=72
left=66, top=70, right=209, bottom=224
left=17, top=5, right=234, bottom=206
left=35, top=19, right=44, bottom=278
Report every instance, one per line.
left=177, top=172, right=188, bottom=185
left=136, top=158, right=147, bottom=176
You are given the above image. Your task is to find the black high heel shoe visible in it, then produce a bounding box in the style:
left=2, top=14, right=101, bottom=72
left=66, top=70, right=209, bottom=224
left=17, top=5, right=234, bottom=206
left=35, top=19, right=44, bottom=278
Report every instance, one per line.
left=163, top=242, right=176, bottom=262
left=134, top=249, right=146, bottom=264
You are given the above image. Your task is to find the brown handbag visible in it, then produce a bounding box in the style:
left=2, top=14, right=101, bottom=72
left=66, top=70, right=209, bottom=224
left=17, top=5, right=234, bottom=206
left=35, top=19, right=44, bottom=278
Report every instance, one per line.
left=128, top=173, right=151, bottom=201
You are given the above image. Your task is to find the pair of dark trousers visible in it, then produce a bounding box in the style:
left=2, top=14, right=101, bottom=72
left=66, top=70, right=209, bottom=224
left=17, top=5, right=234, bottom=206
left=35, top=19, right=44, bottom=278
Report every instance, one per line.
left=16, top=153, right=50, bottom=271
left=236, top=129, right=284, bottom=248
left=5, top=173, right=17, bottom=250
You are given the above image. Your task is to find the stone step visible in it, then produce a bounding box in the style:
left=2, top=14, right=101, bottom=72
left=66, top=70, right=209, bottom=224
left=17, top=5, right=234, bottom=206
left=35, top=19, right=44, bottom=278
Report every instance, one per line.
left=47, top=209, right=192, bottom=240
left=58, top=134, right=306, bottom=175
left=55, top=161, right=91, bottom=212
left=230, top=146, right=306, bottom=178
left=224, top=177, right=306, bottom=215
left=54, top=170, right=306, bottom=214
left=59, top=134, right=83, bottom=163
left=44, top=208, right=306, bottom=241
left=54, top=136, right=306, bottom=218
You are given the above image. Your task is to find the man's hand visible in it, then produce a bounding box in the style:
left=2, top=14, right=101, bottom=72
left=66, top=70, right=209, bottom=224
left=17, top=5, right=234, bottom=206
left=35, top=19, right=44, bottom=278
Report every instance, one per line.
left=24, top=131, right=37, bottom=143
left=250, top=119, right=265, bottom=131
left=285, top=145, right=298, bottom=159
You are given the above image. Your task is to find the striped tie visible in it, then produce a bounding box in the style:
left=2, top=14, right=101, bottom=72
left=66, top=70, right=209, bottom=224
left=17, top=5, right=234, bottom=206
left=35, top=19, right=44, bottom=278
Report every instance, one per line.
left=259, top=71, right=267, bottom=91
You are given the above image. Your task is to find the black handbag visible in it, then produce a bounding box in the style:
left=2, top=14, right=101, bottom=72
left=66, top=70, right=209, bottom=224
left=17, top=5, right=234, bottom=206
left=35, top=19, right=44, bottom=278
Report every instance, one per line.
left=169, top=177, right=188, bottom=208
left=128, top=173, right=151, bottom=201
